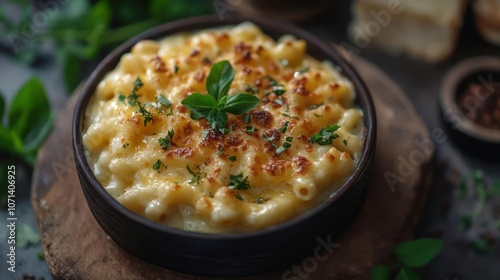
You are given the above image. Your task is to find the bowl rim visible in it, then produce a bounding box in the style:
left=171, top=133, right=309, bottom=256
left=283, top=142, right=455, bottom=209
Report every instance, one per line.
left=72, top=15, right=377, bottom=239
left=440, top=56, right=500, bottom=143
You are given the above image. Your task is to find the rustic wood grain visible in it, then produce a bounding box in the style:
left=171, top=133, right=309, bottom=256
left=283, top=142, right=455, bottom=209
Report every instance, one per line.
left=31, top=55, right=434, bottom=280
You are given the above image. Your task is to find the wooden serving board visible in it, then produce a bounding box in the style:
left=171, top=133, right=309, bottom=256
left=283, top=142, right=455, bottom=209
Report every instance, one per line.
left=31, top=55, right=434, bottom=280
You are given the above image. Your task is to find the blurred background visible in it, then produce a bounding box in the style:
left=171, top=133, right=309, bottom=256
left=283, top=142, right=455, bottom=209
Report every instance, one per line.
left=0, top=0, right=499, bottom=279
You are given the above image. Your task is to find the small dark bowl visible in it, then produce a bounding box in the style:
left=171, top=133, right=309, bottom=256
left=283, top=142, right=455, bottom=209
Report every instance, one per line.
left=440, top=57, right=500, bottom=159
left=72, top=16, right=376, bottom=277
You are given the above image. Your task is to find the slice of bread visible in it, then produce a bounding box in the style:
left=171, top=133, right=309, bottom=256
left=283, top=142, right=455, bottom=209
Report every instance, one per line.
left=349, top=0, right=468, bottom=63
left=473, top=0, right=500, bottom=46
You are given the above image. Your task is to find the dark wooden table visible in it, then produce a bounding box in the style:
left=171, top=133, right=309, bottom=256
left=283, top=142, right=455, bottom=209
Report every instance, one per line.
left=1, top=1, right=499, bottom=279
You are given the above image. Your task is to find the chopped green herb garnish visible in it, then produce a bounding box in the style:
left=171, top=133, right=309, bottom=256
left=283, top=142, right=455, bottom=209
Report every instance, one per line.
left=228, top=156, right=237, bottom=162
left=343, top=139, right=348, bottom=146
left=245, top=84, right=258, bottom=95
left=118, top=93, right=126, bottom=102
left=229, top=172, right=250, bottom=191
left=187, top=165, right=202, bottom=185
left=279, top=121, right=289, bottom=133
left=37, top=251, right=44, bottom=260
left=295, top=67, right=309, bottom=77
left=272, top=84, right=286, bottom=96
left=276, top=142, right=292, bottom=155
left=262, top=133, right=277, bottom=147
left=276, top=137, right=293, bottom=155
left=122, top=142, right=129, bottom=148
left=282, top=113, right=299, bottom=120
left=255, top=197, right=270, bottom=204
left=159, top=130, right=175, bottom=150
left=153, top=159, right=166, bottom=171
left=201, top=129, right=210, bottom=140
left=309, top=124, right=340, bottom=145
left=279, top=59, right=289, bottom=67
left=156, top=94, right=172, bottom=111
left=308, top=103, right=323, bottom=110
left=274, top=97, right=285, bottom=106
left=181, top=61, right=260, bottom=130
left=244, top=113, right=251, bottom=123
left=245, top=126, right=256, bottom=134
left=122, top=77, right=159, bottom=126
left=234, top=192, right=243, bottom=200
left=166, top=107, right=174, bottom=116
left=174, top=65, right=179, bottom=74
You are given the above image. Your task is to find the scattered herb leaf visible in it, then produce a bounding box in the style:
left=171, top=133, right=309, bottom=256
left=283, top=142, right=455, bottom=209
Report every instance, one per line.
left=245, top=126, right=256, bottom=134
left=122, top=142, right=129, bottom=148
left=229, top=172, right=250, bottom=191
left=279, top=121, right=289, bottom=133
left=282, top=113, right=299, bottom=120
left=343, top=139, right=348, bottom=146
left=234, top=192, right=243, bottom=200
left=187, top=165, right=202, bottom=185
left=255, top=197, right=270, bottom=204
left=228, top=156, right=237, bottom=162
left=309, top=124, right=340, bottom=145
left=395, top=267, right=420, bottom=280
left=308, top=103, right=323, bottom=110
left=159, top=130, right=175, bottom=150
left=153, top=159, right=166, bottom=171
left=295, top=67, right=310, bottom=77
left=393, top=238, right=443, bottom=268
left=369, top=265, right=390, bottom=280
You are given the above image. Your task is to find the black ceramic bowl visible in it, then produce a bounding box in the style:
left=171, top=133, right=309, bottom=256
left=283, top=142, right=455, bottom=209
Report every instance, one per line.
left=73, top=16, right=376, bottom=277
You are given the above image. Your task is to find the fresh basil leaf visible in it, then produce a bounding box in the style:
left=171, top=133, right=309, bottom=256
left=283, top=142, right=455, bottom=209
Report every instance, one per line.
left=16, top=224, right=40, bottom=249
left=221, top=93, right=260, bottom=115
left=395, top=267, right=421, bottom=280
left=60, top=50, right=81, bottom=92
left=8, top=77, right=51, bottom=141
left=370, top=265, right=390, bottom=280
left=0, top=91, right=5, bottom=119
left=181, top=93, right=217, bottom=120
left=82, top=1, right=112, bottom=58
left=218, top=95, right=228, bottom=108
left=207, top=109, right=227, bottom=129
left=206, top=60, right=234, bottom=102
left=0, top=126, right=23, bottom=154
left=23, top=113, right=54, bottom=154
left=394, top=238, right=443, bottom=268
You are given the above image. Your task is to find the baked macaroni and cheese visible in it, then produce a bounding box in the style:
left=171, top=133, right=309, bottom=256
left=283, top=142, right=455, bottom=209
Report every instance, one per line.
left=83, top=22, right=365, bottom=233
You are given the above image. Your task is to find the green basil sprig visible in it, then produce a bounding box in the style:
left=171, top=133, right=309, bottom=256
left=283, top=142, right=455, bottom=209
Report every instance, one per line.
left=370, top=238, right=443, bottom=280
left=181, top=61, right=259, bottom=130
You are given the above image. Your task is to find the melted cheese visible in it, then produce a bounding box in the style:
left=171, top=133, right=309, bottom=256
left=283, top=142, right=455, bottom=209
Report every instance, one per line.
left=83, top=22, right=364, bottom=233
